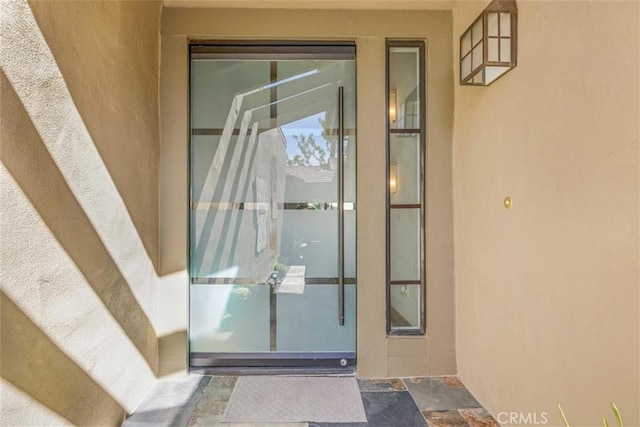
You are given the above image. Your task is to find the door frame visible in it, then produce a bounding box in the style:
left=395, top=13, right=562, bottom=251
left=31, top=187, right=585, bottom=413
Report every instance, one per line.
left=187, top=41, right=358, bottom=369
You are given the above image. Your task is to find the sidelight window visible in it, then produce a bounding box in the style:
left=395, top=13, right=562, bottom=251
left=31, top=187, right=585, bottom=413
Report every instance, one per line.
left=386, top=41, right=426, bottom=335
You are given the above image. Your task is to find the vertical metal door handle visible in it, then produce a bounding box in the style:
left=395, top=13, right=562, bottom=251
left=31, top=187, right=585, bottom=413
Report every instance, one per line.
left=338, top=86, right=345, bottom=326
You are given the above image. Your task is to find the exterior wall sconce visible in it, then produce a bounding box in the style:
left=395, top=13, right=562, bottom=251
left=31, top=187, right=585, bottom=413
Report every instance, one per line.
left=389, top=162, right=398, bottom=193
left=389, top=89, right=397, bottom=123
left=460, top=0, right=517, bottom=86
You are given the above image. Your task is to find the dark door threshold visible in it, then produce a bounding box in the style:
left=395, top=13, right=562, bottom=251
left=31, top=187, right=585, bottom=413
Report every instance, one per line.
left=190, top=366, right=356, bottom=376
left=190, top=352, right=356, bottom=372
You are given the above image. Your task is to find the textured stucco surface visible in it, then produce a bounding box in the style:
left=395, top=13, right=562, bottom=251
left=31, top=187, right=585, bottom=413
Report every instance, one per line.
left=160, top=8, right=455, bottom=377
left=453, top=1, right=640, bottom=425
left=164, top=0, right=454, bottom=9
left=1, top=0, right=162, bottom=425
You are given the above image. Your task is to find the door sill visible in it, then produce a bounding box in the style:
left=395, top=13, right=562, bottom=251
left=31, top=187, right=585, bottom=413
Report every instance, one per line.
left=189, top=366, right=356, bottom=376
left=190, top=352, right=355, bottom=366
left=189, top=352, right=356, bottom=375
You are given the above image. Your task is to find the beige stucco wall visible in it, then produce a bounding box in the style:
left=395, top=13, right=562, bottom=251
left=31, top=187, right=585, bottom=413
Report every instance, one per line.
left=1, top=0, right=161, bottom=425
left=164, top=0, right=454, bottom=9
left=159, top=7, right=455, bottom=377
left=453, top=1, right=640, bottom=425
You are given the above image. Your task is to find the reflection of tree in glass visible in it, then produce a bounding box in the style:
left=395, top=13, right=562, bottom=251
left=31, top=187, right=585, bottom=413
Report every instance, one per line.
left=287, top=133, right=328, bottom=167
left=287, top=118, right=339, bottom=169
left=319, top=117, right=337, bottom=160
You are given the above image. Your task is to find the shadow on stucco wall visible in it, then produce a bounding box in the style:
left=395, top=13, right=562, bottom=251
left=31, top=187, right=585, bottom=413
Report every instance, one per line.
left=27, top=0, right=161, bottom=272
left=158, top=330, right=188, bottom=377
left=1, top=71, right=157, bottom=370
left=0, top=0, right=161, bottom=424
left=1, top=290, right=126, bottom=425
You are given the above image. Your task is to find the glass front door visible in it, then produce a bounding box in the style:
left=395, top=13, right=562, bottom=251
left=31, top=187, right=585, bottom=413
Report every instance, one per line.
left=189, top=43, right=356, bottom=368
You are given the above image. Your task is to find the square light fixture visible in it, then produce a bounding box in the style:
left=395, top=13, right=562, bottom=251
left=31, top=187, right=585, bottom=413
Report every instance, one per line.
left=460, top=0, right=517, bottom=86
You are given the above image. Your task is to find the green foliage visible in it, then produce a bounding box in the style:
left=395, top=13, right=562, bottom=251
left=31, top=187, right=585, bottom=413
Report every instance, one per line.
left=287, top=118, right=343, bottom=169
left=611, top=403, right=623, bottom=427
left=557, top=402, right=624, bottom=427
left=273, top=263, right=288, bottom=276
left=287, top=133, right=330, bottom=168
left=557, top=403, right=570, bottom=427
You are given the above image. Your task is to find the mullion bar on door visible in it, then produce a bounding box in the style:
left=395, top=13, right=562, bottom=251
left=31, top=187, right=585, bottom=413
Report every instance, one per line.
left=191, top=277, right=357, bottom=285
left=269, top=60, right=278, bottom=352
left=191, top=128, right=357, bottom=136
left=191, top=202, right=356, bottom=210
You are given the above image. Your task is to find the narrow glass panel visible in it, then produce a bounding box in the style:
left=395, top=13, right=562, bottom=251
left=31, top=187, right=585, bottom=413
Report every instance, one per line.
left=500, top=13, right=511, bottom=37
left=461, top=31, right=472, bottom=56
left=488, top=38, right=499, bottom=62
left=387, top=41, right=424, bottom=335
left=390, top=285, right=421, bottom=328
left=488, top=13, right=499, bottom=37
left=390, top=208, right=421, bottom=281
left=390, top=134, right=420, bottom=205
left=461, top=55, right=472, bottom=79
left=389, top=47, right=420, bottom=130
left=485, top=66, right=509, bottom=84
left=472, top=42, right=484, bottom=71
left=500, top=38, right=511, bottom=62
left=472, top=17, right=483, bottom=45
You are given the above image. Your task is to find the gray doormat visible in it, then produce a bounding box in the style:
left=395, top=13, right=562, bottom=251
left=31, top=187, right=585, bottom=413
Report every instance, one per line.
left=222, top=376, right=367, bottom=423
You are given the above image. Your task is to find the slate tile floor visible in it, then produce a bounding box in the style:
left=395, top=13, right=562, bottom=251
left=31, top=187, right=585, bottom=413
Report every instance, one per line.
left=123, top=376, right=500, bottom=427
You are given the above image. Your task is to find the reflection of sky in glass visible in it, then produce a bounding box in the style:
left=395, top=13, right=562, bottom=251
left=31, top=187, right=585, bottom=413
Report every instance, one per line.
left=264, top=68, right=318, bottom=90
left=281, top=112, right=328, bottom=160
